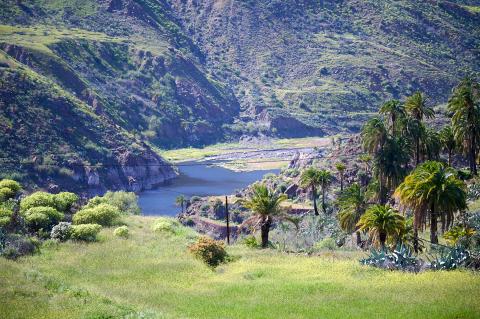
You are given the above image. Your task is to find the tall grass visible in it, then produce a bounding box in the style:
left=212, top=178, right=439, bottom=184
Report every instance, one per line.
left=1, top=216, right=479, bottom=318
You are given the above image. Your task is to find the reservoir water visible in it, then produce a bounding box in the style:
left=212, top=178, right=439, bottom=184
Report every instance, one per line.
left=138, top=163, right=279, bottom=216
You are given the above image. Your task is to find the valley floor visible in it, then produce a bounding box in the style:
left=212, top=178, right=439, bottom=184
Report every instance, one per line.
left=1, top=216, right=479, bottom=319
left=160, top=136, right=333, bottom=171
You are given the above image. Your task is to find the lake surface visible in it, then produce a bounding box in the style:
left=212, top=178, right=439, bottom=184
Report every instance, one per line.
left=139, top=163, right=279, bottom=216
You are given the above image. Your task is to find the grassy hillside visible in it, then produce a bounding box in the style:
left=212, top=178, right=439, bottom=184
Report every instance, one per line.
left=1, top=215, right=479, bottom=319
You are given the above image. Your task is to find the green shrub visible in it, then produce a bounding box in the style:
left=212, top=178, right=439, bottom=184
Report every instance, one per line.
left=0, top=187, right=14, bottom=202
left=114, top=226, right=129, bottom=238
left=361, top=244, right=421, bottom=272
left=25, top=212, right=51, bottom=231
left=0, top=234, right=40, bottom=259
left=430, top=246, right=471, bottom=270
left=104, top=191, right=140, bottom=215
left=243, top=236, right=259, bottom=248
left=53, top=192, right=79, bottom=212
left=152, top=217, right=181, bottom=234
left=73, top=204, right=120, bottom=226
left=314, top=237, right=337, bottom=251
left=84, top=196, right=105, bottom=208
left=50, top=222, right=72, bottom=241
left=444, top=226, right=476, bottom=246
left=0, top=207, right=13, bottom=228
left=71, top=224, right=102, bottom=242
left=190, top=196, right=201, bottom=203
left=84, top=191, right=140, bottom=215
left=20, top=192, right=56, bottom=212
left=24, top=206, right=64, bottom=231
left=0, top=179, right=22, bottom=193
left=25, top=206, right=63, bottom=222
left=188, top=236, right=228, bottom=268
left=153, top=217, right=198, bottom=239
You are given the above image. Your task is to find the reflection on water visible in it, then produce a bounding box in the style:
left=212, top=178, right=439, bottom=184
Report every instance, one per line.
left=138, top=163, right=279, bottom=216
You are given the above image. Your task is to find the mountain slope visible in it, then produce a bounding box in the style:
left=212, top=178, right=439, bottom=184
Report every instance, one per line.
left=169, top=0, right=480, bottom=135
left=0, top=0, right=479, bottom=190
left=0, top=0, right=240, bottom=191
left=0, top=49, right=176, bottom=193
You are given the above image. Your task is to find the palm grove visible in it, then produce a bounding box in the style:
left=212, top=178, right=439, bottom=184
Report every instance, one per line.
left=241, top=76, right=479, bottom=253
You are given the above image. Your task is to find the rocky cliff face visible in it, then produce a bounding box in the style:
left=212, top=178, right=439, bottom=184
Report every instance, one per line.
left=76, top=148, right=177, bottom=195
left=0, top=54, right=176, bottom=194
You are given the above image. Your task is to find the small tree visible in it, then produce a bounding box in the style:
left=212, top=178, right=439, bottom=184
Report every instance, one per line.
left=405, top=91, right=435, bottom=165
left=448, top=76, right=480, bottom=175
left=379, top=99, right=405, bottom=135
left=300, top=167, right=322, bottom=215
left=175, top=195, right=186, bottom=214
left=239, top=184, right=287, bottom=248
left=337, top=183, right=369, bottom=246
left=357, top=204, right=405, bottom=249
left=395, top=161, right=467, bottom=248
left=318, top=170, right=333, bottom=214
left=439, top=125, right=456, bottom=166
left=335, top=162, right=347, bottom=192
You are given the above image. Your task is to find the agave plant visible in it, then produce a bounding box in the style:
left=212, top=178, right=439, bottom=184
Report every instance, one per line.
left=429, top=246, right=470, bottom=271
left=360, top=244, right=421, bottom=272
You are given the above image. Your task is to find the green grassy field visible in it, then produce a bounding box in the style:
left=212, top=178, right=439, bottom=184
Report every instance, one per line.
left=1, top=216, right=479, bottom=319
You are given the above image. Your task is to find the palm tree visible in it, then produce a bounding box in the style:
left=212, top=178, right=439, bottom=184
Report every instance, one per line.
left=337, top=183, right=369, bottom=246
left=395, top=161, right=467, bottom=250
left=405, top=92, right=435, bottom=121
left=357, top=204, right=405, bottom=249
left=422, top=127, right=441, bottom=161
left=374, top=136, right=410, bottom=204
left=448, top=76, right=480, bottom=175
left=439, top=125, right=456, bottom=166
left=300, top=167, right=322, bottom=216
left=358, top=154, right=372, bottom=174
left=318, top=169, right=333, bottom=214
left=379, top=99, right=405, bottom=134
left=175, top=195, right=186, bottom=214
left=335, top=162, right=347, bottom=192
left=361, top=118, right=391, bottom=203
left=239, top=184, right=287, bottom=248
left=361, top=117, right=388, bottom=155
left=405, top=92, right=435, bottom=165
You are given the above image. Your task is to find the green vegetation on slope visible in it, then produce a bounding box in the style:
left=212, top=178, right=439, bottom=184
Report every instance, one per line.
left=0, top=0, right=479, bottom=189
left=1, top=215, right=480, bottom=319
left=171, top=0, right=480, bottom=135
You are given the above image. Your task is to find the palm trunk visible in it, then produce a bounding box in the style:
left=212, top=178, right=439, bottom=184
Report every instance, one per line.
left=448, top=148, right=452, bottom=167
left=181, top=201, right=184, bottom=214
left=356, top=231, right=362, bottom=247
left=260, top=216, right=272, bottom=248
left=413, top=225, right=419, bottom=254
left=321, top=183, right=327, bottom=214
left=379, top=174, right=386, bottom=205
left=391, top=114, right=396, bottom=135
left=312, top=185, right=319, bottom=216
left=416, top=137, right=420, bottom=165
left=471, top=134, right=477, bottom=175
left=379, top=231, right=387, bottom=250
left=430, top=202, right=438, bottom=245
